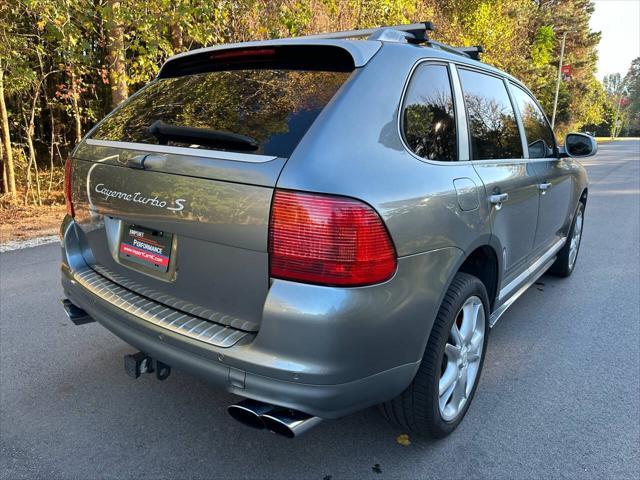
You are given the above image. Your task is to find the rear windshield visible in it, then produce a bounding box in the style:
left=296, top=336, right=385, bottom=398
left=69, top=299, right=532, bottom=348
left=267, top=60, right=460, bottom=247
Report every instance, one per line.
left=90, top=69, right=351, bottom=157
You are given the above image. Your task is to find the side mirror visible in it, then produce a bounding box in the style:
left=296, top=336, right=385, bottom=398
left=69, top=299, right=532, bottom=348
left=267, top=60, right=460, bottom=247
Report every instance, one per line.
left=562, top=132, right=598, bottom=158
left=527, top=139, right=546, bottom=158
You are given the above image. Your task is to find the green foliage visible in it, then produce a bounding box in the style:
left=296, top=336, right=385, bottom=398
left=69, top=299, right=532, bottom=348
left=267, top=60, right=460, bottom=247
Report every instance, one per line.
left=279, top=1, right=313, bottom=36
left=623, top=57, right=640, bottom=135
left=531, top=25, right=554, bottom=68
left=0, top=0, right=611, bottom=200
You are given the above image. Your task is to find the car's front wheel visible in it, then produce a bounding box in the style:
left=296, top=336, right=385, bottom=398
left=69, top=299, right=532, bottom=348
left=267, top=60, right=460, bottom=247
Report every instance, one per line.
left=380, top=272, right=490, bottom=438
left=549, top=201, right=585, bottom=277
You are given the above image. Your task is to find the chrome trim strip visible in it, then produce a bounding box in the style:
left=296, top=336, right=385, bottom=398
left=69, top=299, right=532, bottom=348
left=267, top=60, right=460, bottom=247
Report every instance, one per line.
left=91, top=264, right=258, bottom=331
left=498, top=237, right=565, bottom=302
left=167, top=314, right=187, bottom=327
left=85, top=139, right=278, bottom=163
left=73, top=268, right=252, bottom=348
left=490, top=257, right=557, bottom=328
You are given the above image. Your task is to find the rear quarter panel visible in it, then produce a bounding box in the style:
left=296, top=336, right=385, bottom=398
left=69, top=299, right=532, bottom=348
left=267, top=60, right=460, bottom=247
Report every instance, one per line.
left=275, top=44, right=496, bottom=367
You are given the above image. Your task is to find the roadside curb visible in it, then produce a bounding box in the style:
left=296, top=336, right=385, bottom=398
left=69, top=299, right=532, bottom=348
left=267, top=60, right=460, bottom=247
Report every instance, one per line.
left=0, top=235, right=59, bottom=253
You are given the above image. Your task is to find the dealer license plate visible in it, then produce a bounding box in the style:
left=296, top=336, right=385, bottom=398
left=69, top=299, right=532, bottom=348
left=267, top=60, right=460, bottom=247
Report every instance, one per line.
left=118, top=224, right=172, bottom=272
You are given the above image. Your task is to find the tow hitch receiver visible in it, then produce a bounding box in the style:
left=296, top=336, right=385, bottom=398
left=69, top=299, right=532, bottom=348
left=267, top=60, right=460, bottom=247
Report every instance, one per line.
left=124, top=352, right=171, bottom=381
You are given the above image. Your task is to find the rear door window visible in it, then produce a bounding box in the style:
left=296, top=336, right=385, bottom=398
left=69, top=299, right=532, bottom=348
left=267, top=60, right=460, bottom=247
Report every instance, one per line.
left=511, top=85, right=557, bottom=158
left=458, top=68, right=523, bottom=160
left=401, top=63, right=457, bottom=161
left=90, top=60, right=351, bottom=158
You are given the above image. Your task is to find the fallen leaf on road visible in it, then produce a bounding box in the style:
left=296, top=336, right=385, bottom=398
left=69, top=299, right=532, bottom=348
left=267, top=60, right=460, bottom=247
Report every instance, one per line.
left=396, top=434, right=411, bottom=446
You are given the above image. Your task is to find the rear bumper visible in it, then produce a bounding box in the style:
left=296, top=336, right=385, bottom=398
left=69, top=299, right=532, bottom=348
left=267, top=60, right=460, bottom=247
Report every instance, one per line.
left=61, top=216, right=462, bottom=418
left=62, top=272, right=418, bottom=418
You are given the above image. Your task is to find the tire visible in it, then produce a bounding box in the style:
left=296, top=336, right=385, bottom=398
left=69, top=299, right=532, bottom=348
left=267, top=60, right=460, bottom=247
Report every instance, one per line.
left=380, top=272, right=490, bottom=438
left=548, top=202, right=585, bottom=278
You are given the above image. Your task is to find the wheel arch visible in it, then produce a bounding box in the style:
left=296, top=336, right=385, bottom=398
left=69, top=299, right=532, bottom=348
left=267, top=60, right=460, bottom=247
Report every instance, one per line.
left=457, top=245, right=500, bottom=311
left=436, top=235, right=503, bottom=316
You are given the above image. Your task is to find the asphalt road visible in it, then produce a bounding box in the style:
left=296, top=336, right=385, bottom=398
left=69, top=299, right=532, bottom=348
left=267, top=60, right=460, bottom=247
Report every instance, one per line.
left=1, top=140, right=639, bottom=480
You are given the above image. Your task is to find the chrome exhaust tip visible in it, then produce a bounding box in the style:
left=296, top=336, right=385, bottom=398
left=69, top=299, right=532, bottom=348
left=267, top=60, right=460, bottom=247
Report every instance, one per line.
left=61, top=298, right=94, bottom=325
left=260, top=409, right=322, bottom=438
left=227, top=399, right=274, bottom=430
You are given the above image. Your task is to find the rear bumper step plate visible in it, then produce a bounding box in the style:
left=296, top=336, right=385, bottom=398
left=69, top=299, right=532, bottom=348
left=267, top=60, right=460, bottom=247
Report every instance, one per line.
left=73, top=268, right=253, bottom=348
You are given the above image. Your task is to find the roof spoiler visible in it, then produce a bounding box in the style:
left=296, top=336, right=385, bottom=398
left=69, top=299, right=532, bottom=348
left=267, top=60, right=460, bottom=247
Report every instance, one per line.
left=158, top=22, right=484, bottom=78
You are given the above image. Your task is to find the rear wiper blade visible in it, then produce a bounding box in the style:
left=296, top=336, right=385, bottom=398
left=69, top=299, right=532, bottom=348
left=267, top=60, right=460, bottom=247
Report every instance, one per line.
left=148, top=120, right=259, bottom=152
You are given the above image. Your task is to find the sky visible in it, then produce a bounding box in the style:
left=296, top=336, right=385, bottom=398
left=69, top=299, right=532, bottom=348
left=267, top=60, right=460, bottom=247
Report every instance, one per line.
left=590, top=0, right=640, bottom=79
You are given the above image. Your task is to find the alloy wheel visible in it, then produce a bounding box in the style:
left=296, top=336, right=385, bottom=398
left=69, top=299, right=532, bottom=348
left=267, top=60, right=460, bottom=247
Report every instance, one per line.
left=439, top=296, right=485, bottom=422
left=569, top=208, right=583, bottom=269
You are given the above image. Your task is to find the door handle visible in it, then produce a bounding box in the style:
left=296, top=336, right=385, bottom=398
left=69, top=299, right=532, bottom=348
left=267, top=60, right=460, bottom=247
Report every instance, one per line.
left=489, top=193, right=509, bottom=210
left=538, top=182, right=552, bottom=194
left=489, top=193, right=509, bottom=204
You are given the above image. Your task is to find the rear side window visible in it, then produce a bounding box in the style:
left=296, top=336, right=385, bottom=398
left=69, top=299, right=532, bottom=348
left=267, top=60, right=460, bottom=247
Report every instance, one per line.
left=511, top=85, right=557, bottom=158
left=458, top=68, right=523, bottom=160
left=90, top=58, right=351, bottom=158
left=401, top=63, right=457, bottom=161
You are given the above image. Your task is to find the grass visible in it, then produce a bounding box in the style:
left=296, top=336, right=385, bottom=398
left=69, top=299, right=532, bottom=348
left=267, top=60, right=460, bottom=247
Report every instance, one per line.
left=595, top=136, right=639, bottom=144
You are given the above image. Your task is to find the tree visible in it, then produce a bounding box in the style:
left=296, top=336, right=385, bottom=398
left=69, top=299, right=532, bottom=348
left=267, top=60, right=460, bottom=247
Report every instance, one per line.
left=0, top=0, right=606, bottom=207
left=105, top=0, right=128, bottom=108
left=623, top=57, right=640, bottom=136
left=0, top=66, right=16, bottom=199
left=603, top=72, right=627, bottom=138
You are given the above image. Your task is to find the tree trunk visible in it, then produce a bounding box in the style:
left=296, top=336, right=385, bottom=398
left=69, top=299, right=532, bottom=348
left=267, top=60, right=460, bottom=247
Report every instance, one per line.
left=48, top=109, right=56, bottom=192
left=23, top=68, right=55, bottom=207
left=1, top=134, right=7, bottom=194
left=0, top=67, right=17, bottom=200
left=170, top=22, right=183, bottom=52
left=105, top=0, right=128, bottom=109
left=70, top=70, right=83, bottom=144
left=24, top=105, right=42, bottom=206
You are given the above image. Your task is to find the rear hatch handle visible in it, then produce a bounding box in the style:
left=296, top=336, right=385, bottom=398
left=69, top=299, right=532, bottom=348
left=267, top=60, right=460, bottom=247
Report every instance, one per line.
left=126, top=153, right=168, bottom=170
left=126, top=154, right=148, bottom=169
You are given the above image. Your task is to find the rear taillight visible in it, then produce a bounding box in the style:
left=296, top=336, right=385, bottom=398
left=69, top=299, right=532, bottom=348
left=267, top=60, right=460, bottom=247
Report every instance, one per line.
left=64, top=158, right=74, bottom=217
left=269, top=190, right=397, bottom=287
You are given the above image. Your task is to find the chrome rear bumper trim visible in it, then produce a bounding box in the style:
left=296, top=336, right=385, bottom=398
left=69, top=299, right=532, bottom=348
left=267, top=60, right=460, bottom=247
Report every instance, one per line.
left=73, top=268, right=253, bottom=348
left=91, top=264, right=258, bottom=331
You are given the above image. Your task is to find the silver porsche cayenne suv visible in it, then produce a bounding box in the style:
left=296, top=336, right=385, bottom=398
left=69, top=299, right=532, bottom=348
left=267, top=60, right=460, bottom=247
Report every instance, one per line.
left=60, top=22, right=596, bottom=438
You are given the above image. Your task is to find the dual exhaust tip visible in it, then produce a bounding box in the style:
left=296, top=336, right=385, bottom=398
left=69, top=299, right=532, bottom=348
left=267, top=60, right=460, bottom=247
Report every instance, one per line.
left=227, top=399, right=322, bottom=438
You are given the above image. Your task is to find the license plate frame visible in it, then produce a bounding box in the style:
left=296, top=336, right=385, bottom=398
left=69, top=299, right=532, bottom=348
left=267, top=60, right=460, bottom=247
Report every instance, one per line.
left=118, top=224, right=173, bottom=273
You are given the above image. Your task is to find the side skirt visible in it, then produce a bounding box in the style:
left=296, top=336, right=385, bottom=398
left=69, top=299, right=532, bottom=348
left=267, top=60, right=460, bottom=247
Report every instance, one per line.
left=489, top=237, right=565, bottom=328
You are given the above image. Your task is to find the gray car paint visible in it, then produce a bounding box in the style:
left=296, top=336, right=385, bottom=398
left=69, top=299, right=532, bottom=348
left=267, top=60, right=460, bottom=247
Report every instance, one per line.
left=61, top=35, right=590, bottom=418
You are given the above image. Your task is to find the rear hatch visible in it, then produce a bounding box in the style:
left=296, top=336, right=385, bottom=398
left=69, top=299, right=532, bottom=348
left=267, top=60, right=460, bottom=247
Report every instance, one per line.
left=69, top=44, right=362, bottom=332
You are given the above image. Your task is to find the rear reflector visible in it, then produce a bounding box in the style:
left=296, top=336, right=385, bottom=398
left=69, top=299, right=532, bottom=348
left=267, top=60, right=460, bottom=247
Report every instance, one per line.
left=269, top=190, right=397, bottom=287
left=64, top=158, right=74, bottom=217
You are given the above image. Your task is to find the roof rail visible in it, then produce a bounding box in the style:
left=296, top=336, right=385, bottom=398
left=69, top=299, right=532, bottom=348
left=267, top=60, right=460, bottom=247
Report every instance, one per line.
left=301, top=21, right=435, bottom=44
left=453, top=45, right=484, bottom=61
left=426, top=40, right=484, bottom=60
left=294, top=22, right=484, bottom=61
